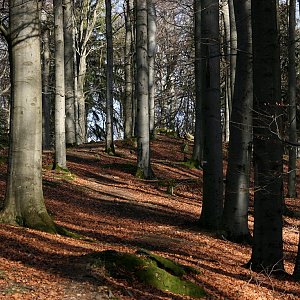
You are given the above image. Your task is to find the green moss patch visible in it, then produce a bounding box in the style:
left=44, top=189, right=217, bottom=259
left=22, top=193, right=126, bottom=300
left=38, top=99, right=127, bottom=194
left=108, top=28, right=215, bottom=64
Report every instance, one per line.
left=89, top=249, right=205, bottom=298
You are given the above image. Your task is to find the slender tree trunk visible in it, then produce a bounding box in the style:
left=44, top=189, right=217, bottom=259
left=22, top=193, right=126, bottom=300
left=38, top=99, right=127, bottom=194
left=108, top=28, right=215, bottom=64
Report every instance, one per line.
left=76, top=53, right=87, bottom=145
left=147, top=0, right=156, bottom=138
left=192, top=0, right=203, bottom=166
left=124, top=0, right=134, bottom=139
left=54, top=0, right=67, bottom=169
left=250, top=0, right=284, bottom=272
left=41, top=10, right=51, bottom=150
left=287, top=0, right=297, bottom=198
left=0, top=0, right=56, bottom=232
left=105, top=0, right=115, bottom=154
left=64, top=0, right=76, bottom=146
left=199, top=0, right=223, bottom=229
left=223, top=0, right=252, bottom=242
left=136, top=0, right=153, bottom=179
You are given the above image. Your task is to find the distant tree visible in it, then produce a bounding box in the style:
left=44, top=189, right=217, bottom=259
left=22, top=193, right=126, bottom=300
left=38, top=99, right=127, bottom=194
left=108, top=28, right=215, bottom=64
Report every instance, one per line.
left=0, top=0, right=56, bottom=232
left=222, top=0, right=252, bottom=242
left=136, top=0, right=153, bottom=179
left=64, top=0, right=76, bottom=146
left=249, top=0, right=284, bottom=271
left=147, top=0, right=157, bottom=138
left=41, top=3, right=52, bottom=150
left=54, top=0, right=67, bottom=169
left=198, top=0, right=223, bottom=229
left=105, top=0, right=115, bottom=154
left=192, top=0, right=203, bottom=166
left=124, top=0, right=134, bottom=139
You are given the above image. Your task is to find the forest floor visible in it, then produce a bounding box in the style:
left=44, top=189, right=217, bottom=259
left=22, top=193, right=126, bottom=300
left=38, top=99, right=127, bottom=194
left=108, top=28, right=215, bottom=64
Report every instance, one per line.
left=0, top=134, right=299, bottom=299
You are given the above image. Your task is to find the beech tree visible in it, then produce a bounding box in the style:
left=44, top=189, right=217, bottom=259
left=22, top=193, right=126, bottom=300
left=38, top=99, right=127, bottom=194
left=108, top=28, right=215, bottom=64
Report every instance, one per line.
left=198, top=0, right=223, bottom=229
left=0, top=0, right=56, bottom=232
left=222, top=0, right=252, bottom=242
left=105, top=0, right=115, bottom=155
left=64, top=0, right=76, bottom=146
left=287, top=0, right=297, bottom=198
left=136, top=0, right=153, bottom=179
left=54, top=0, right=67, bottom=169
left=250, top=0, right=284, bottom=271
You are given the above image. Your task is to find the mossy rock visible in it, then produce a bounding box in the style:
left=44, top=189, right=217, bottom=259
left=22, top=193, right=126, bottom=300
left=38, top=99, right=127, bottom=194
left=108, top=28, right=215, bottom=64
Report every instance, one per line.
left=90, top=250, right=205, bottom=298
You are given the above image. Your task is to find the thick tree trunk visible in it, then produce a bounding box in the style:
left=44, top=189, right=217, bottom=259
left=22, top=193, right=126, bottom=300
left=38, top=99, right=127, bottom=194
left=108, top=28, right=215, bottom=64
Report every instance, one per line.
left=124, top=0, right=134, bottom=139
left=0, top=0, right=56, bottom=232
left=105, top=0, right=115, bottom=154
left=223, top=0, right=252, bottom=242
left=199, top=0, right=223, bottom=229
left=192, top=0, right=203, bottom=166
left=250, top=0, right=284, bottom=272
left=54, top=0, right=67, bottom=169
left=136, top=0, right=153, bottom=179
left=147, top=0, right=156, bottom=138
left=64, top=0, right=76, bottom=146
left=287, top=0, right=297, bottom=198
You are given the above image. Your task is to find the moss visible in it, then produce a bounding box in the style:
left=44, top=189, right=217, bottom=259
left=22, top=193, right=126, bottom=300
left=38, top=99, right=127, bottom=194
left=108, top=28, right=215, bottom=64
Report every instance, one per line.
left=90, top=250, right=205, bottom=298
left=135, top=167, right=145, bottom=179
left=55, top=225, right=94, bottom=241
left=181, top=159, right=202, bottom=169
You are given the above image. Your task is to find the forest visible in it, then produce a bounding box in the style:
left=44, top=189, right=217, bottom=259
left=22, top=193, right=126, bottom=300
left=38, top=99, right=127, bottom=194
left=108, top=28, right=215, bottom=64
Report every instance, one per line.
left=0, top=0, right=300, bottom=299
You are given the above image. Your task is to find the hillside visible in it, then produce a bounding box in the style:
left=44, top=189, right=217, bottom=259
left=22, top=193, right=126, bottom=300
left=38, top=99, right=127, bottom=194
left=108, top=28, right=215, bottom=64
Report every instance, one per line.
left=0, top=134, right=299, bottom=299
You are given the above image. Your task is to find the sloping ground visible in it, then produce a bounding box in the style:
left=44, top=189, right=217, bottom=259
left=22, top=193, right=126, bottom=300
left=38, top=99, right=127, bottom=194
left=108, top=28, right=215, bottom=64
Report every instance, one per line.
left=0, top=134, right=299, bottom=299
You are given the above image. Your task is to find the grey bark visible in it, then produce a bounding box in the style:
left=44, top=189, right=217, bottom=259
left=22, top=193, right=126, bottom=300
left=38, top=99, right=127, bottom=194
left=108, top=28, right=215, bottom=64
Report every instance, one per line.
left=54, top=0, right=67, bottom=169
left=64, top=0, right=76, bottom=146
left=287, top=0, right=297, bottom=198
left=124, top=0, right=134, bottom=139
left=147, top=0, right=156, bottom=138
left=0, top=0, right=56, bottom=232
left=136, top=0, right=153, bottom=179
left=192, top=0, right=203, bottom=165
left=199, top=0, right=223, bottom=229
left=223, top=0, right=252, bottom=242
left=250, top=0, right=284, bottom=272
left=41, top=9, right=51, bottom=150
left=105, top=0, right=115, bottom=154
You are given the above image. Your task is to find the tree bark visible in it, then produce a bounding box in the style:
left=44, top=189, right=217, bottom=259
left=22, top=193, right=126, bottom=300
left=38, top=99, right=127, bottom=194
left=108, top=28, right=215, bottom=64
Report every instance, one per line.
left=147, top=0, right=156, bottom=138
left=0, top=0, right=56, bottom=232
left=54, top=0, right=67, bottom=169
left=199, top=0, right=223, bottom=230
left=105, top=0, right=115, bottom=154
left=287, top=0, right=297, bottom=198
left=250, top=0, right=284, bottom=272
left=64, top=0, right=76, bottom=146
left=192, top=0, right=203, bottom=166
left=223, top=0, right=252, bottom=242
left=41, top=8, right=51, bottom=150
left=136, top=0, right=153, bottom=179
left=124, top=0, right=134, bottom=139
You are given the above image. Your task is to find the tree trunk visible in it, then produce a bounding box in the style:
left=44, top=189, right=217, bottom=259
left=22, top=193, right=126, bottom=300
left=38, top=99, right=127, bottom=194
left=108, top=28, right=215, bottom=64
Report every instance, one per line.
left=64, top=0, right=76, bottom=146
left=287, top=0, right=297, bottom=198
left=192, top=0, right=203, bottom=166
left=136, top=0, right=153, bottom=179
left=250, top=0, right=284, bottom=272
left=0, top=0, right=56, bottom=232
left=124, top=0, right=134, bottom=139
left=41, top=9, right=51, bottom=150
left=223, top=0, right=252, bottom=242
left=105, top=0, right=115, bottom=154
left=54, top=0, right=67, bottom=169
left=147, top=0, right=156, bottom=138
left=199, top=0, right=223, bottom=230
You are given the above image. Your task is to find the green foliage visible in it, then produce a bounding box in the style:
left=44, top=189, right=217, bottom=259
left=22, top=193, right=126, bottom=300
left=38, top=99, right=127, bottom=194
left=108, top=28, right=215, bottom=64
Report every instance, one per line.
left=90, top=250, right=205, bottom=298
